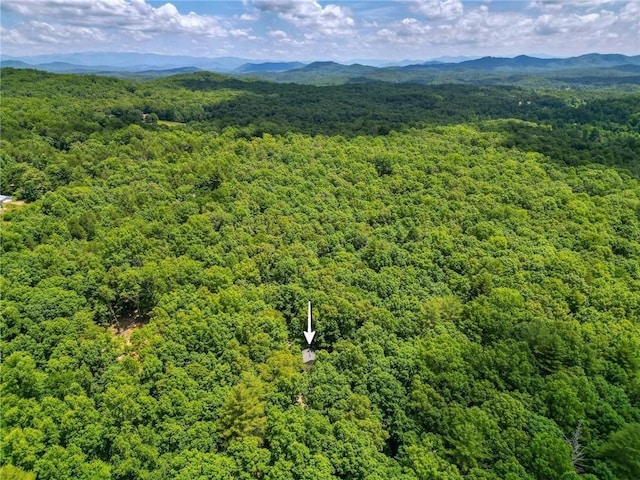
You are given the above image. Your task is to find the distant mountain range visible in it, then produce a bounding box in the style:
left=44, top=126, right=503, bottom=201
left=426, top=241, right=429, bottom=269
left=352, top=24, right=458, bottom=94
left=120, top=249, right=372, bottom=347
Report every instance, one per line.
left=0, top=51, right=479, bottom=71
left=2, top=52, right=639, bottom=86
left=0, top=51, right=249, bottom=72
left=420, top=53, right=639, bottom=71
left=234, top=62, right=306, bottom=73
left=234, top=54, right=640, bottom=86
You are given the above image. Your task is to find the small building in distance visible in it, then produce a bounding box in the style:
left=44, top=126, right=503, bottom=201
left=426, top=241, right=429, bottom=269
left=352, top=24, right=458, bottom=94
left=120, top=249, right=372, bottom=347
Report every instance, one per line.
left=302, top=348, right=316, bottom=366
left=0, top=195, right=13, bottom=205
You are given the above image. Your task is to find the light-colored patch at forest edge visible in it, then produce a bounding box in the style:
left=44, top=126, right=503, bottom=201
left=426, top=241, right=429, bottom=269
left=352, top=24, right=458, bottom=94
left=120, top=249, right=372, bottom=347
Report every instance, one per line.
left=109, top=312, right=147, bottom=347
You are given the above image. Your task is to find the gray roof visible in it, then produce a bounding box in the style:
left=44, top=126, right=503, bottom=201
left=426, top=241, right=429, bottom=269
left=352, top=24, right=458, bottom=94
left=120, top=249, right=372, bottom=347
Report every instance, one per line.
left=302, top=348, right=316, bottom=366
left=0, top=195, right=13, bottom=203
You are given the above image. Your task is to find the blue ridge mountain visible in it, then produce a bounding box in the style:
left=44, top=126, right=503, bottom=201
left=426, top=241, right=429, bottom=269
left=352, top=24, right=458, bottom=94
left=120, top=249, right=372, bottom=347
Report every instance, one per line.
left=235, top=62, right=306, bottom=73
left=2, top=52, right=639, bottom=86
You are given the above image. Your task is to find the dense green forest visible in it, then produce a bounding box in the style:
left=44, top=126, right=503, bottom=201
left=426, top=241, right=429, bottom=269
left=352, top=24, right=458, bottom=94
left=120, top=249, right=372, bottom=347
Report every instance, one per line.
left=1, top=68, right=639, bottom=479
left=236, top=57, right=640, bottom=89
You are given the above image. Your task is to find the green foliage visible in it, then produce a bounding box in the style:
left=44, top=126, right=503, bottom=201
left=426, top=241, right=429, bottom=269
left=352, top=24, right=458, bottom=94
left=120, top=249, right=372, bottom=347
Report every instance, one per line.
left=525, top=432, right=574, bottom=480
left=218, top=375, right=268, bottom=445
left=0, top=465, right=36, bottom=480
left=598, top=423, right=640, bottom=480
left=1, top=67, right=639, bottom=478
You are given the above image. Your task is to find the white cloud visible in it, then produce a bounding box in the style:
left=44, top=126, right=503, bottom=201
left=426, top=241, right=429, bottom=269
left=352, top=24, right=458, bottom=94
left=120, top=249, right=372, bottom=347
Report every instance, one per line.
left=529, top=0, right=626, bottom=11
left=230, top=28, right=256, bottom=39
left=527, top=0, right=563, bottom=11
left=557, top=0, right=621, bottom=6
left=0, top=25, right=37, bottom=45
left=377, top=18, right=431, bottom=43
left=1, top=0, right=227, bottom=37
left=410, top=0, right=464, bottom=20
left=377, top=6, right=535, bottom=47
left=371, top=1, right=639, bottom=58
left=534, top=10, right=616, bottom=35
left=619, top=1, right=640, bottom=26
left=268, top=29, right=288, bottom=39
left=239, top=12, right=260, bottom=21
left=0, top=0, right=637, bottom=60
left=251, top=0, right=354, bottom=35
left=452, top=6, right=534, bottom=45
left=2, top=19, right=106, bottom=46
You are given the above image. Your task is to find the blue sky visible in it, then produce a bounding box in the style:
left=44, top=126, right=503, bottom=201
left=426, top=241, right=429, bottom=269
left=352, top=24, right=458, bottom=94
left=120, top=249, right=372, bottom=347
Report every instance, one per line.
left=1, top=1, right=638, bottom=61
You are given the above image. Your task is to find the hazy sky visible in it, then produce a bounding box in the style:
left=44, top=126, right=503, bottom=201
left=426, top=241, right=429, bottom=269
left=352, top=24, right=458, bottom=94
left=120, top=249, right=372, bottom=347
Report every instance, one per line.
left=1, top=0, right=638, bottom=61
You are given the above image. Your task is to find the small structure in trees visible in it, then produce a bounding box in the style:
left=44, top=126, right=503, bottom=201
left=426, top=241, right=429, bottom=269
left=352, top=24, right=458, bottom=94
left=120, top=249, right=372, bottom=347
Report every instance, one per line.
left=302, top=348, right=316, bottom=366
left=302, top=301, right=316, bottom=367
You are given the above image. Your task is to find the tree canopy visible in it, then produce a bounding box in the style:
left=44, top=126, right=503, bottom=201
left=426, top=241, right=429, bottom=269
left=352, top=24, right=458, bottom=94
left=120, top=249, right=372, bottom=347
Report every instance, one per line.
left=1, top=67, right=639, bottom=479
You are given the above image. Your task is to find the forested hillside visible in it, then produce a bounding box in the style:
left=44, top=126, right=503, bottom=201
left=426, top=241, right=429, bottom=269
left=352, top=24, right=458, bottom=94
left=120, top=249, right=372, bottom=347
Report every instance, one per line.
left=1, top=68, right=639, bottom=480
left=4, top=52, right=639, bottom=87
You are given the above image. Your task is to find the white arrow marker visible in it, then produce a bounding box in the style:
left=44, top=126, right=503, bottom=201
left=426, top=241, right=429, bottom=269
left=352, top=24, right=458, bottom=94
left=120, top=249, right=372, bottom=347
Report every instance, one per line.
left=304, top=300, right=316, bottom=345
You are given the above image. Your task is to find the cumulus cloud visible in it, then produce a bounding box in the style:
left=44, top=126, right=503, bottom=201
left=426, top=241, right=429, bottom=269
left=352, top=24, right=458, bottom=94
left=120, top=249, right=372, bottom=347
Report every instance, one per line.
left=1, top=0, right=227, bottom=37
left=373, top=1, right=636, bottom=56
left=529, top=0, right=626, bottom=11
left=265, top=28, right=308, bottom=47
left=377, top=18, right=431, bottom=43
left=528, top=0, right=563, bottom=11
left=0, top=0, right=637, bottom=60
left=534, top=11, right=616, bottom=35
left=251, top=0, right=354, bottom=35
left=268, top=29, right=288, bottom=39
left=239, top=12, right=260, bottom=22
left=619, top=1, right=640, bottom=25
left=378, top=6, right=534, bottom=47
left=453, top=6, right=536, bottom=45
left=410, top=0, right=464, bottom=20
left=1, top=20, right=108, bottom=48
